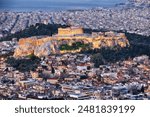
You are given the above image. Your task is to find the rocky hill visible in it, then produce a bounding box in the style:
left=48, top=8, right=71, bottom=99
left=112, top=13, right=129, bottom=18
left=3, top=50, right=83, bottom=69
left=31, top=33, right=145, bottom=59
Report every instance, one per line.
left=13, top=30, right=129, bottom=58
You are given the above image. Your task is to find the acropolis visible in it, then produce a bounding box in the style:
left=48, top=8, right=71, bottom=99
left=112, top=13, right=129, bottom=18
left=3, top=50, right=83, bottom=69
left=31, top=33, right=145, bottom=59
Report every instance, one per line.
left=14, top=27, right=130, bottom=57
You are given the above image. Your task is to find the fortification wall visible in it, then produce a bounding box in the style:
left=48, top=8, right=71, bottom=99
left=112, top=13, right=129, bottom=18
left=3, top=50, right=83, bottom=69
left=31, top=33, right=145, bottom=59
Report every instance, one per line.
left=58, top=27, right=84, bottom=36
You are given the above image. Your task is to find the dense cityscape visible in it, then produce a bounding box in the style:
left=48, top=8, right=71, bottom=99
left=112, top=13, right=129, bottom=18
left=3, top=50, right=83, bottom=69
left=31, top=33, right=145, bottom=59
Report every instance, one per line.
left=0, top=0, right=150, bottom=100
left=0, top=0, right=150, bottom=39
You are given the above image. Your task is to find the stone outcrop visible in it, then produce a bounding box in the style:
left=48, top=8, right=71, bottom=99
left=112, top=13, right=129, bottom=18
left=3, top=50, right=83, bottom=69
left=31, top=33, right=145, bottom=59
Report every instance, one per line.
left=14, top=37, right=55, bottom=57
left=14, top=42, right=35, bottom=57
left=34, top=42, right=52, bottom=57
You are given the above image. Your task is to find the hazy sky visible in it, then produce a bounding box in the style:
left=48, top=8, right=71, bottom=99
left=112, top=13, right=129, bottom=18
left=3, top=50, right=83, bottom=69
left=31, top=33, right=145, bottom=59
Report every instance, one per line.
left=0, top=0, right=127, bottom=5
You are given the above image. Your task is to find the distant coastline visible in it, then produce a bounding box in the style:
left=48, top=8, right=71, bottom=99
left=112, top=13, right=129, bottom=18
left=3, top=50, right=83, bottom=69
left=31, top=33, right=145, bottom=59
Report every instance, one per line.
left=0, top=0, right=128, bottom=12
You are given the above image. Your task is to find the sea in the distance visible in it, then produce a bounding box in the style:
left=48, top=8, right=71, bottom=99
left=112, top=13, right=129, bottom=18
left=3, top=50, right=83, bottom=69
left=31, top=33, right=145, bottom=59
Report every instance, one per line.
left=0, top=0, right=128, bottom=11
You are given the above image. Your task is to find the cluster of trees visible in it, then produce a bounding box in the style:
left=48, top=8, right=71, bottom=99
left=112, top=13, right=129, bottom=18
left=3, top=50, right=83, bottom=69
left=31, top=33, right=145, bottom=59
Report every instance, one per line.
left=90, top=32, right=150, bottom=67
left=6, top=55, right=40, bottom=72
left=125, top=32, right=150, bottom=44
left=59, top=42, right=91, bottom=51
left=91, top=45, right=149, bottom=67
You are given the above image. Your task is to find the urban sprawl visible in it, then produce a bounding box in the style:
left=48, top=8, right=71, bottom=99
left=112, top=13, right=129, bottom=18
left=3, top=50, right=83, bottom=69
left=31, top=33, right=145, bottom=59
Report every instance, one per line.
left=0, top=0, right=150, bottom=100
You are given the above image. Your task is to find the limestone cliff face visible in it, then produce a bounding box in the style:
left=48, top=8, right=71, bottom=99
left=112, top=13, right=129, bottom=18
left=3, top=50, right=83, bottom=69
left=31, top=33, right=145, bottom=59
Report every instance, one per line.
left=13, top=31, right=129, bottom=58
left=34, top=42, right=52, bottom=57
left=14, top=37, right=54, bottom=57
left=14, top=42, right=35, bottom=57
